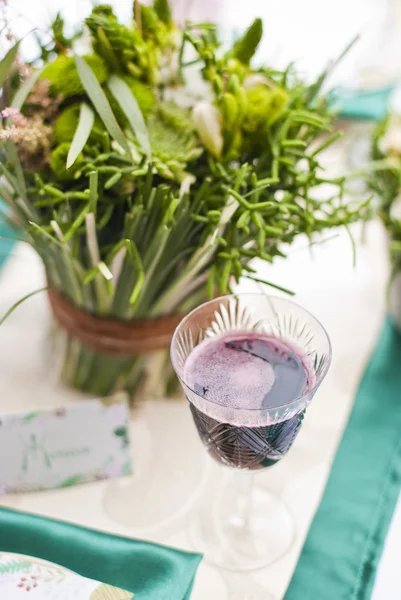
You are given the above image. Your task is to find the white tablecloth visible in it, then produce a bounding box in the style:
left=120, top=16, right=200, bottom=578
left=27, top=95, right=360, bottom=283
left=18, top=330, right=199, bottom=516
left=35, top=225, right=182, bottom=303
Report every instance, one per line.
left=0, top=218, right=398, bottom=598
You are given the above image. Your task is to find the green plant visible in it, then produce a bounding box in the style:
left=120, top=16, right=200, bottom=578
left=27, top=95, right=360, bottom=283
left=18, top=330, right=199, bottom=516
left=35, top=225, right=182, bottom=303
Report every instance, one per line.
left=40, top=54, right=110, bottom=98
left=369, top=114, right=401, bottom=273
left=0, top=3, right=369, bottom=397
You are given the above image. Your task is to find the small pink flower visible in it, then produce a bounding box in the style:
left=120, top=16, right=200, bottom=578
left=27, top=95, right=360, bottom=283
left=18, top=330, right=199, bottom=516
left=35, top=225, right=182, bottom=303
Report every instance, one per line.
left=1, top=107, right=27, bottom=128
left=2, top=107, right=19, bottom=119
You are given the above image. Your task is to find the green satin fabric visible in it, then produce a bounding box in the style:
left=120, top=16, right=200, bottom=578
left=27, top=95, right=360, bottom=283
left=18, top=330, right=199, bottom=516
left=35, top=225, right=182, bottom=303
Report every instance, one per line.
left=329, top=86, right=394, bottom=121
left=0, top=507, right=202, bottom=600
left=0, top=207, right=16, bottom=270
left=285, top=319, right=401, bottom=599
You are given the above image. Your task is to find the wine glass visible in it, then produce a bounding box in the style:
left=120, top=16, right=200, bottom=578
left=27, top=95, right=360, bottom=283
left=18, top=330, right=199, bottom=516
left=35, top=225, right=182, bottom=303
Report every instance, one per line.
left=171, top=293, right=331, bottom=570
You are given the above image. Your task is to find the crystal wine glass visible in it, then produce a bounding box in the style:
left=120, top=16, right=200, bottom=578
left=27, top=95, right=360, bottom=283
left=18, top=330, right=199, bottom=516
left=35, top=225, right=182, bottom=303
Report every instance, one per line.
left=171, top=293, right=331, bottom=570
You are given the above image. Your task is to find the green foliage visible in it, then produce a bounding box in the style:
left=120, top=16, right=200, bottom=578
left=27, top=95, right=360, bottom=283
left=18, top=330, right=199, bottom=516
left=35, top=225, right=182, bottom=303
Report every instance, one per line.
left=140, top=3, right=173, bottom=47
left=54, top=104, right=105, bottom=144
left=154, top=0, right=172, bottom=25
left=369, top=115, right=401, bottom=269
left=0, top=41, right=20, bottom=90
left=141, top=5, right=160, bottom=35
left=148, top=104, right=202, bottom=178
left=231, top=18, right=263, bottom=65
left=41, top=54, right=109, bottom=99
left=105, top=76, right=155, bottom=127
left=107, top=74, right=151, bottom=157
left=242, top=85, right=289, bottom=133
left=31, top=13, right=81, bottom=63
left=53, top=105, right=80, bottom=142
left=370, top=116, right=399, bottom=209
left=158, top=101, right=195, bottom=133
left=74, top=54, right=131, bottom=157
left=67, top=103, right=95, bottom=168
left=86, top=5, right=130, bottom=68
left=85, top=4, right=174, bottom=84
left=92, top=4, right=115, bottom=18
left=50, top=143, right=83, bottom=180
left=51, top=12, right=72, bottom=49
left=86, top=6, right=152, bottom=81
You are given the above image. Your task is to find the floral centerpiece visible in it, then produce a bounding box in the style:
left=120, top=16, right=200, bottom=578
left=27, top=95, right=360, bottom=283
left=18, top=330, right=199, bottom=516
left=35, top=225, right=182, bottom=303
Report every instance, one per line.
left=0, top=1, right=368, bottom=398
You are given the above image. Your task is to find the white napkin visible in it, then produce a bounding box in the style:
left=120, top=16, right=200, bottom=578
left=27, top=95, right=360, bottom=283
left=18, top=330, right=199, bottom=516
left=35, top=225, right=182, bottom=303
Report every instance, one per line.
left=0, top=552, right=133, bottom=599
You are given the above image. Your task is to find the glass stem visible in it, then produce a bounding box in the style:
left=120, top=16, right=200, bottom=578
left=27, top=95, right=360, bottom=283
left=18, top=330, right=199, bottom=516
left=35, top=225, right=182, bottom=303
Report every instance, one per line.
left=234, top=470, right=255, bottom=529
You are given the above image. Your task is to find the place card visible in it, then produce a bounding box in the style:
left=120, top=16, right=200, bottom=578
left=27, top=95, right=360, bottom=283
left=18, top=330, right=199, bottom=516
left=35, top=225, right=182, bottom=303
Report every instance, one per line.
left=0, top=394, right=132, bottom=494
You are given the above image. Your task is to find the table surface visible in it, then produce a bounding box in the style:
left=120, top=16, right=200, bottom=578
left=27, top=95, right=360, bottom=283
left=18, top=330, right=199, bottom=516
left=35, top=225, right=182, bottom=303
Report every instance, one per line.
left=0, top=209, right=398, bottom=598
left=2, top=1, right=401, bottom=595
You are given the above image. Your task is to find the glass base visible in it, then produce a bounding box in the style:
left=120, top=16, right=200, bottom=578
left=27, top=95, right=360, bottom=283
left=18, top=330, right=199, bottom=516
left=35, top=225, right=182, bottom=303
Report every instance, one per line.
left=188, top=477, right=296, bottom=571
left=103, top=400, right=209, bottom=530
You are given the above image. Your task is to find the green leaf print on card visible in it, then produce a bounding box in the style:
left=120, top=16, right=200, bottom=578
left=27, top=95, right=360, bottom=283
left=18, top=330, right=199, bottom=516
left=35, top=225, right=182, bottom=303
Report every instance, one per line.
left=20, top=434, right=52, bottom=472
left=114, top=426, right=129, bottom=449
left=59, top=474, right=85, bottom=488
left=122, top=459, right=133, bottom=475
left=90, top=583, right=134, bottom=599
left=22, top=412, right=40, bottom=422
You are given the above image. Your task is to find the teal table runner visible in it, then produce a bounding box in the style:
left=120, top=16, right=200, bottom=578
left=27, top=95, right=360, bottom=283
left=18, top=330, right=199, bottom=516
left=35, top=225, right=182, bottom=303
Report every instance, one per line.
left=285, top=319, right=401, bottom=599
left=331, top=86, right=394, bottom=121
left=0, top=507, right=202, bottom=600
left=0, top=204, right=16, bottom=270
